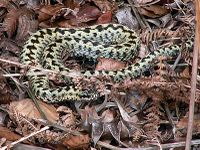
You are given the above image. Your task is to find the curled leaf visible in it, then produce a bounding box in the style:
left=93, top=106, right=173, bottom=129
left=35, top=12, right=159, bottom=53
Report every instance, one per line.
left=9, top=99, right=59, bottom=123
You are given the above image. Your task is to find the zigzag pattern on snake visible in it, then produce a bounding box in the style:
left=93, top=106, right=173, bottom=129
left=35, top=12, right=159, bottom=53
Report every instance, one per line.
left=20, top=24, right=194, bottom=103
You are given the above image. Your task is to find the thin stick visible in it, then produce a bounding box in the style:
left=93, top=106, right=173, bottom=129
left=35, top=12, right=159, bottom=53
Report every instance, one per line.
left=0, top=58, right=80, bottom=78
left=98, top=139, right=200, bottom=150
left=185, top=1, right=199, bottom=149
left=1, top=126, right=49, bottom=150
left=127, top=0, right=147, bottom=29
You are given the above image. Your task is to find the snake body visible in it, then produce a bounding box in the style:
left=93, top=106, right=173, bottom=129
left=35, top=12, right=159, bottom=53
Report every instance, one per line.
left=20, top=24, right=193, bottom=103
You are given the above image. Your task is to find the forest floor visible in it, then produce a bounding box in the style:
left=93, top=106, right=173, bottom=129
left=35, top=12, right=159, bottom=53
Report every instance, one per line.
left=0, top=0, right=199, bottom=149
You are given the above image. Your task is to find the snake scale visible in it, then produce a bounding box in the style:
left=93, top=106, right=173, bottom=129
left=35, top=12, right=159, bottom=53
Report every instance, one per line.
left=20, top=24, right=194, bottom=103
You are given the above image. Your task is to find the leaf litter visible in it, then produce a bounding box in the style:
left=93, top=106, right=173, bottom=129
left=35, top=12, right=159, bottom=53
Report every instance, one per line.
left=0, top=0, right=199, bottom=149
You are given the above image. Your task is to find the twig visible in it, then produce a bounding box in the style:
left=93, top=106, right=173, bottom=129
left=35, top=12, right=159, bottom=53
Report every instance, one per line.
left=126, top=0, right=147, bottom=29
left=1, top=126, right=49, bottom=150
left=185, top=1, right=200, bottom=149
left=97, top=139, right=200, bottom=150
left=0, top=57, right=80, bottom=78
left=174, top=0, right=186, bottom=15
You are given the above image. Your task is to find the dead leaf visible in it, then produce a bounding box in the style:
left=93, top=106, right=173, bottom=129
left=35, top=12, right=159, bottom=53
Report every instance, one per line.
left=91, top=119, right=104, bottom=145
left=101, top=109, right=115, bottom=122
left=62, top=134, right=90, bottom=149
left=59, top=4, right=102, bottom=26
left=176, top=113, right=200, bottom=135
left=0, top=38, right=21, bottom=54
left=3, top=7, right=37, bottom=40
left=46, top=3, right=102, bottom=27
left=3, top=9, right=21, bottom=38
left=76, top=4, right=102, bottom=23
left=80, top=106, right=141, bottom=145
left=103, top=121, right=120, bottom=141
left=0, top=0, right=18, bottom=10
left=97, top=11, right=112, bottom=24
left=51, top=8, right=77, bottom=23
left=138, top=5, right=169, bottom=18
left=9, top=99, right=59, bottom=123
left=63, top=0, right=81, bottom=10
left=57, top=19, right=77, bottom=28
left=0, top=75, right=16, bottom=104
left=116, top=7, right=139, bottom=30
left=80, top=106, right=100, bottom=124
left=90, top=0, right=113, bottom=12
left=8, top=99, right=74, bottom=144
left=96, top=58, right=126, bottom=71
left=0, top=126, right=27, bottom=142
left=23, top=0, right=41, bottom=9
left=38, top=4, right=65, bottom=22
left=57, top=106, right=76, bottom=127
left=15, top=13, right=38, bottom=42
left=115, top=100, right=138, bottom=123
left=0, top=0, right=10, bottom=8
left=38, top=20, right=52, bottom=28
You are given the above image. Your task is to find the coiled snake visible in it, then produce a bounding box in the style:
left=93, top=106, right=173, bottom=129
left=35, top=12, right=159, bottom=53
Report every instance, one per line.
left=20, top=24, right=193, bottom=103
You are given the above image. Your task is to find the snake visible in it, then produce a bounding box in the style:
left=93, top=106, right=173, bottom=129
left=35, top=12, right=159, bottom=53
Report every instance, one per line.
left=20, top=24, right=194, bottom=103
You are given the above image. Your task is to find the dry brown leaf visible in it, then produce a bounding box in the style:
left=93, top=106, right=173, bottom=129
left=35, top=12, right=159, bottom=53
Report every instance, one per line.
left=59, top=4, right=101, bottom=25
left=176, top=117, right=188, bottom=133
left=97, top=11, right=112, bottom=24
left=51, top=8, right=77, bottom=23
left=62, top=134, right=90, bottom=149
left=3, top=9, right=21, bottom=38
left=38, top=20, right=52, bottom=28
left=40, top=3, right=101, bottom=27
left=76, top=4, right=102, bottom=23
left=116, top=7, right=139, bottom=30
left=15, top=13, right=38, bottom=42
left=59, top=4, right=102, bottom=26
left=139, top=5, right=169, bottom=18
left=175, top=116, right=194, bottom=141
left=96, top=58, right=126, bottom=71
left=3, top=8, right=37, bottom=40
left=63, top=0, right=81, bottom=10
left=38, top=4, right=65, bottom=22
left=80, top=106, right=142, bottom=145
left=0, top=0, right=10, bottom=8
left=90, top=0, right=113, bottom=12
left=57, top=106, right=76, bottom=127
left=0, top=38, right=21, bottom=54
left=101, top=109, right=115, bottom=122
left=9, top=99, right=59, bottom=123
left=116, top=100, right=139, bottom=123
left=0, top=126, right=26, bottom=142
left=0, top=75, right=16, bottom=104
left=24, top=0, right=41, bottom=9
left=57, top=20, right=76, bottom=28
left=8, top=99, right=73, bottom=144
left=176, top=113, right=200, bottom=134
left=0, top=0, right=19, bottom=10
